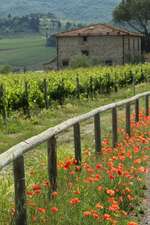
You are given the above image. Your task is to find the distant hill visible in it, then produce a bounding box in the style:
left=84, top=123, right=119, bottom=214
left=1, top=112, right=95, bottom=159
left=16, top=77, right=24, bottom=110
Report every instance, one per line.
left=0, top=0, right=120, bottom=23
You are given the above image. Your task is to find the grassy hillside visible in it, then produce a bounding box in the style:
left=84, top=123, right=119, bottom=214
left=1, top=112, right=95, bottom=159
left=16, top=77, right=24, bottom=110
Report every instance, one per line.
left=0, top=0, right=120, bottom=23
left=0, top=34, right=56, bottom=70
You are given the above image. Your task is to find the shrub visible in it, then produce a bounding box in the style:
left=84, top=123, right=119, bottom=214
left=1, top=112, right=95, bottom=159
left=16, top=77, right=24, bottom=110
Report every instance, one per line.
left=70, top=55, right=91, bottom=68
left=0, top=65, right=12, bottom=74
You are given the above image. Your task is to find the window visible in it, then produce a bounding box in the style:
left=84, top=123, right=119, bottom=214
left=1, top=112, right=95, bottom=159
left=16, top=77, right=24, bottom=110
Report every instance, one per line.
left=62, top=59, right=69, bottom=67
left=81, top=50, right=89, bottom=56
left=105, top=60, right=112, bottom=66
left=83, top=36, right=88, bottom=42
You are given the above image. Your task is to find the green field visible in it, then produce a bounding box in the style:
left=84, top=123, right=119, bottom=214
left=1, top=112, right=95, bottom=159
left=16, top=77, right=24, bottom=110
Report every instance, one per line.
left=0, top=35, right=56, bottom=69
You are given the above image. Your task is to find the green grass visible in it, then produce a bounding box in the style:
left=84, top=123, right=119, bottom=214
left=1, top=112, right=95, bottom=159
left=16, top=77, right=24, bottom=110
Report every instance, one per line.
left=0, top=82, right=149, bottom=154
left=0, top=34, right=56, bottom=68
left=0, top=82, right=149, bottom=225
left=0, top=107, right=149, bottom=225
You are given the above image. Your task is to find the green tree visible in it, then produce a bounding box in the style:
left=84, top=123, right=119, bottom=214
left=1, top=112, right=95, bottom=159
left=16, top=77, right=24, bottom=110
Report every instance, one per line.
left=113, top=0, right=150, bottom=52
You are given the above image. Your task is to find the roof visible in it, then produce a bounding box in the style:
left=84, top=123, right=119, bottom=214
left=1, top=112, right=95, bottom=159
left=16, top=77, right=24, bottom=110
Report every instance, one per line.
left=56, top=24, right=143, bottom=38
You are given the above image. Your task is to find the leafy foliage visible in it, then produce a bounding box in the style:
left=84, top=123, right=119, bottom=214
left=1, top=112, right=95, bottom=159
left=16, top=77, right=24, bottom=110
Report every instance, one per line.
left=113, top=0, right=150, bottom=51
left=0, top=64, right=149, bottom=114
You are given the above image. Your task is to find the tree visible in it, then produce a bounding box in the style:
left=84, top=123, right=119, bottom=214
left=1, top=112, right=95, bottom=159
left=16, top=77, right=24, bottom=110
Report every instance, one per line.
left=113, top=0, right=150, bottom=52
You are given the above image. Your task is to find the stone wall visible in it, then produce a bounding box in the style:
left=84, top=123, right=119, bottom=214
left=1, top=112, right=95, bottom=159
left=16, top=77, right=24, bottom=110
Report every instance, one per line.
left=124, top=36, right=142, bottom=63
left=57, top=35, right=142, bottom=68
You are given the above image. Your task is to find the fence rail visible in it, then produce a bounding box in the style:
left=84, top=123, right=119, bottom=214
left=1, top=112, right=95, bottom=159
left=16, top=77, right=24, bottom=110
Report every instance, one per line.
left=0, top=91, right=150, bottom=225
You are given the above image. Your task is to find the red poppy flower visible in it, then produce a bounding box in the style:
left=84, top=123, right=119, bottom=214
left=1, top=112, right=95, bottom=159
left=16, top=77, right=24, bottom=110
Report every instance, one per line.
left=51, top=207, right=58, bottom=214
left=37, top=208, right=46, bottom=213
left=69, top=198, right=80, bottom=205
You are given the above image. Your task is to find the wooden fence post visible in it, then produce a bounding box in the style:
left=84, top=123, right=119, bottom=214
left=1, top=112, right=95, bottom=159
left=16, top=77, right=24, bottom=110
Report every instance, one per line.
left=43, top=79, right=49, bottom=109
left=73, top=123, right=81, bottom=165
left=0, top=84, right=7, bottom=124
left=94, top=113, right=101, bottom=153
left=98, top=76, right=102, bottom=94
left=135, top=99, right=139, bottom=122
left=145, top=95, right=149, bottom=116
left=106, top=74, right=111, bottom=94
left=24, top=82, right=30, bottom=118
left=126, top=102, right=131, bottom=136
left=114, top=73, right=118, bottom=93
left=47, top=136, right=57, bottom=195
left=76, top=76, right=80, bottom=99
left=112, top=107, right=118, bottom=148
left=132, top=75, right=136, bottom=96
left=90, top=77, right=93, bottom=98
left=13, top=156, right=27, bottom=225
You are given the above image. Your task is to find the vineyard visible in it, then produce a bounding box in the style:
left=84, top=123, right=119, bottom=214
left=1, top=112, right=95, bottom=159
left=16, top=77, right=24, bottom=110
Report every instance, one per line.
left=0, top=64, right=150, bottom=120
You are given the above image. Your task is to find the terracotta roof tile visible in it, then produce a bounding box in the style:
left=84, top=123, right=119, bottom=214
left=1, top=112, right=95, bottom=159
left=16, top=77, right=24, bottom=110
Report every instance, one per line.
left=56, top=24, right=143, bottom=37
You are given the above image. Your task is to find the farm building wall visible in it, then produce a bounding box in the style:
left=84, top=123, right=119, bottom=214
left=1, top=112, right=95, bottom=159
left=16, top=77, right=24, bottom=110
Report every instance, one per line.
left=57, top=36, right=142, bottom=69
left=124, top=36, right=141, bottom=63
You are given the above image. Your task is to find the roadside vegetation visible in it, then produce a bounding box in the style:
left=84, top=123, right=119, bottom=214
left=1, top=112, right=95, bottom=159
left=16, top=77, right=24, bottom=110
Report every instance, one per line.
left=0, top=109, right=149, bottom=225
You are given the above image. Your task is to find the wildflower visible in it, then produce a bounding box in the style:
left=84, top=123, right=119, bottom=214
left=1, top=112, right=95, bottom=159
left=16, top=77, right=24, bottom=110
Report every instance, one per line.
left=138, top=166, right=146, bottom=173
left=83, top=211, right=91, bottom=217
left=126, top=151, right=132, bottom=159
left=75, top=166, right=81, bottom=171
left=92, top=212, right=100, bottom=219
left=70, top=197, right=80, bottom=205
left=108, top=197, right=116, bottom=203
left=106, top=189, right=115, bottom=196
left=127, top=222, right=138, bottom=225
left=127, top=194, right=134, bottom=201
left=97, top=186, right=103, bottom=192
left=32, top=184, right=41, bottom=194
left=73, top=190, right=80, bottom=195
left=125, top=187, right=131, bottom=193
left=133, top=158, right=141, bottom=164
left=109, top=173, right=115, bottom=180
left=64, top=160, right=72, bottom=170
left=134, top=146, right=140, bottom=153
left=32, top=184, right=41, bottom=191
left=32, top=215, right=36, bottom=222
left=37, top=208, right=46, bottom=213
left=69, top=171, right=75, bottom=176
left=51, top=207, right=58, bottom=214
left=43, top=180, right=49, bottom=188
left=109, top=203, right=120, bottom=211
left=103, top=213, right=111, bottom=221
left=51, top=191, right=58, bottom=198
left=102, top=139, right=109, bottom=145
left=96, top=203, right=103, bottom=209
left=96, top=163, right=103, bottom=170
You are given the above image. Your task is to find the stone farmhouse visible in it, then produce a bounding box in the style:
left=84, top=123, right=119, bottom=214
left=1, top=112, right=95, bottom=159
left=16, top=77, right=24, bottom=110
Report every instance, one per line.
left=55, top=24, right=143, bottom=69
